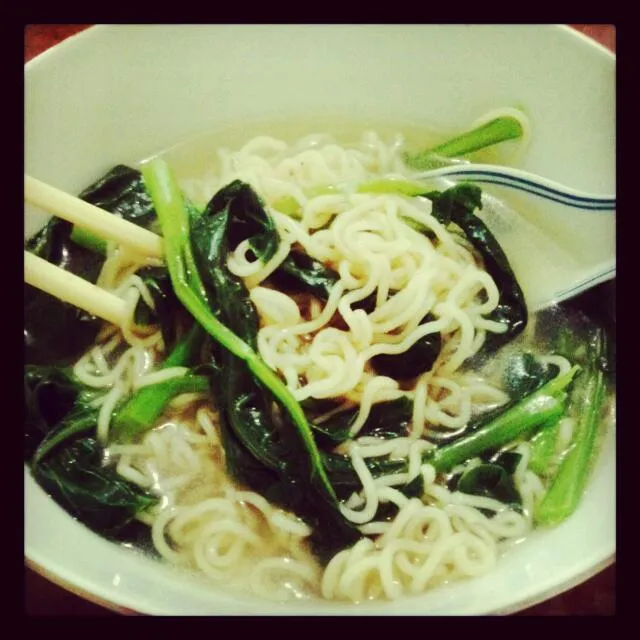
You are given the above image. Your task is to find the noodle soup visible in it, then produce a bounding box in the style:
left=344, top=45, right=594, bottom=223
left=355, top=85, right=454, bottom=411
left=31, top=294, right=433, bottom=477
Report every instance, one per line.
left=25, top=124, right=615, bottom=605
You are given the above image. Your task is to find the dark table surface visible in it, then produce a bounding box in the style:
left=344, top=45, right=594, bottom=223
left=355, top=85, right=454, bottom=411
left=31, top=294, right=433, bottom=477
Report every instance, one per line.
left=24, top=23, right=616, bottom=616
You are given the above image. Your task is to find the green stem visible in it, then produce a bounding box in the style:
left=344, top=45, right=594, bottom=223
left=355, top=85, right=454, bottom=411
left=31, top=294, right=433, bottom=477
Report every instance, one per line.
left=535, top=356, right=607, bottom=526
left=528, top=414, right=563, bottom=475
left=429, top=396, right=566, bottom=473
left=404, top=115, right=525, bottom=170
left=111, top=322, right=206, bottom=442
left=112, top=374, right=210, bottom=442
left=356, top=178, right=428, bottom=197
left=431, top=116, right=524, bottom=157
left=162, top=323, right=206, bottom=369
left=70, top=226, right=108, bottom=255
left=427, top=366, right=580, bottom=473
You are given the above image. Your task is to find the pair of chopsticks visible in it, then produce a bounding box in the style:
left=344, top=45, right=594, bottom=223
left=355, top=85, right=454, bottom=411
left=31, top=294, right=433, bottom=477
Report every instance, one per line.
left=24, top=175, right=165, bottom=326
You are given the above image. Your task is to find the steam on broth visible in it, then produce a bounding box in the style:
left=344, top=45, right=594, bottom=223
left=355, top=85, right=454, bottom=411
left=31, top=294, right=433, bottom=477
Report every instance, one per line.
left=24, top=114, right=615, bottom=603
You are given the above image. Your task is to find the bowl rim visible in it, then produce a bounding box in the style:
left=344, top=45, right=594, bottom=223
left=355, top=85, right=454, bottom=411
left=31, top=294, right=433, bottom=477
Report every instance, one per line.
left=26, top=552, right=616, bottom=616
left=25, top=24, right=616, bottom=71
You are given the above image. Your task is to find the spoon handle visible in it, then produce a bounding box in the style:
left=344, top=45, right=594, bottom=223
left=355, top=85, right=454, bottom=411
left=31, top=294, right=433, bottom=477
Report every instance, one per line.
left=413, top=164, right=615, bottom=211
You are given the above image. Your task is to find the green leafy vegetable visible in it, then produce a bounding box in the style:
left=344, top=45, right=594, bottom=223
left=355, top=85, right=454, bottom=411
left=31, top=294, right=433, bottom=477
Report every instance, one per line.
left=220, top=180, right=280, bottom=260
left=33, top=436, right=158, bottom=537
left=141, top=161, right=361, bottom=562
left=198, top=179, right=345, bottom=306
left=428, top=352, right=560, bottom=449
left=132, top=266, right=181, bottom=349
left=25, top=365, right=158, bottom=538
left=25, top=219, right=104, bottom=366
left=25, top=366, right=100, bottom=459
left=68, top=164, right=202, bottom=252
left=322, top=364, right=576, bottom=507
left=77, top=164, right=158, bottom=231
left=32, top=406, right=100, bottom=466
left=559, top=282, right=616, bottom=377
left=455, top=463, right=521, bottom=510
left=269, top=249, right=340, bottom=301
left=203, top=181, right=371, bottom=311
left=191, top=181, right=362, bottom=558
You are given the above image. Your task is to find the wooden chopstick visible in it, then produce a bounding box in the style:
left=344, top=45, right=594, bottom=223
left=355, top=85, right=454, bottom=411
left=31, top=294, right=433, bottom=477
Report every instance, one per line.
left=25, top=251, right=128, bottom=325
left=24, top=174, right=164, bottom=325
left=25, top=174, right=164, bottom=259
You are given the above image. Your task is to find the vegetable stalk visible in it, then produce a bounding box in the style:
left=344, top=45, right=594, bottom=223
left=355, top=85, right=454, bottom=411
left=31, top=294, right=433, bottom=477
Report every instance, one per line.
left=535, top=330, right=608, bottom=525
left=112, top=374, right=209, bottom=442
left=70, top=226, right=108, bottom=254
left=427, top=366, right=579, bottom=472
left=404, top=115, right=525, bottom=170
left=528, top=414, right=563, bottom=475
left=110, top=323, right=207, bottom=442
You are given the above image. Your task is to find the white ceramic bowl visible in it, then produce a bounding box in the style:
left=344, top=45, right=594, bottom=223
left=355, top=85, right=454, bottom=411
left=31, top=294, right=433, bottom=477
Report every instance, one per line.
left=25, top=24, right=615, bottom=615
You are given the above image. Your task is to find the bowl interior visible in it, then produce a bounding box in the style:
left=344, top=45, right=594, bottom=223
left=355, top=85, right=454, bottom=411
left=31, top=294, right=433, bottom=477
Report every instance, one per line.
left=24, top=24, right=615, bottom=615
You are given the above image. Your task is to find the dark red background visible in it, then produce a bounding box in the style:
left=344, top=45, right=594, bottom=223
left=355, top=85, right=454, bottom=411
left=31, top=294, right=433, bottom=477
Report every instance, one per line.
left=24, top=24, right=616, bottom=616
